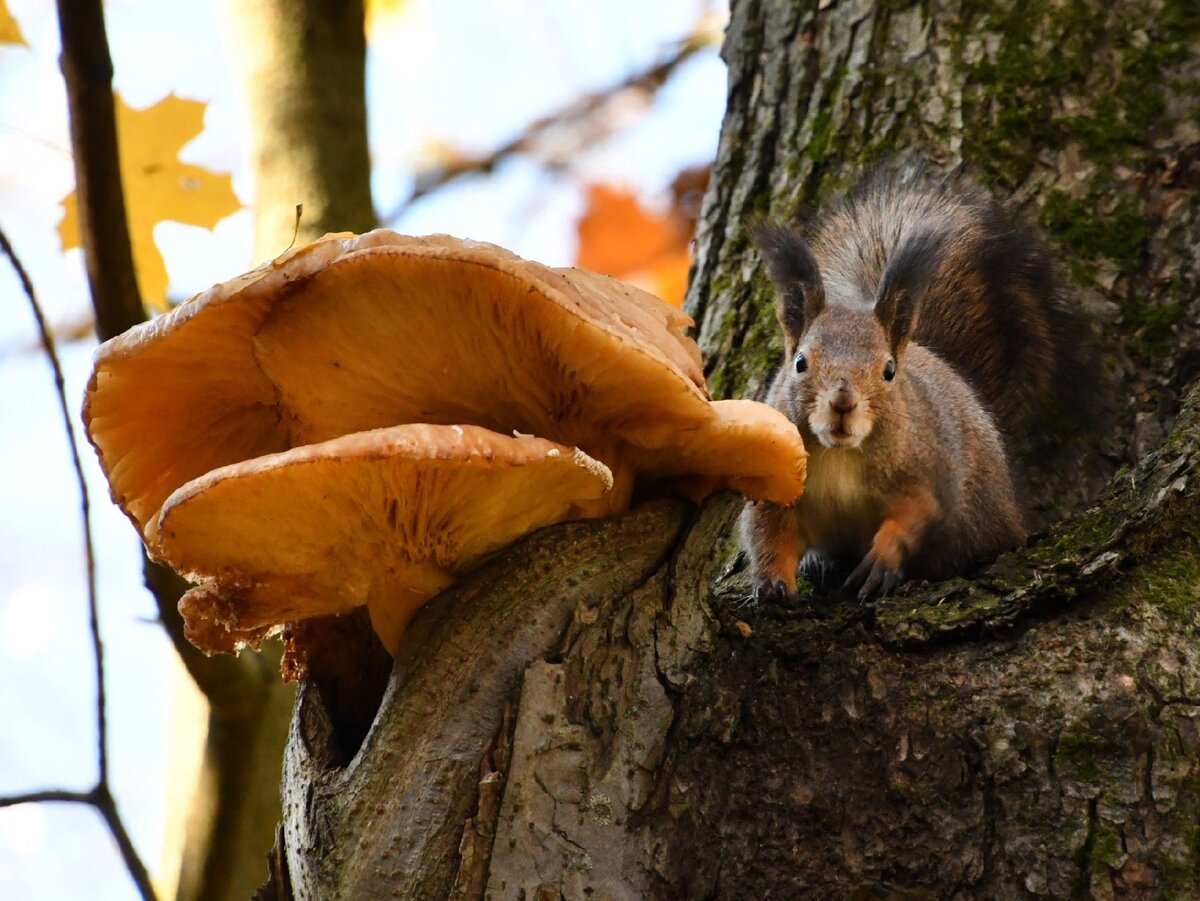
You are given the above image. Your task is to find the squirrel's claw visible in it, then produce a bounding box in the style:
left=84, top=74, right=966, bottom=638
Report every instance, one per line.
left=844, top=554, right=904, bottom=603
left=747, top=578, right=795, bottom=606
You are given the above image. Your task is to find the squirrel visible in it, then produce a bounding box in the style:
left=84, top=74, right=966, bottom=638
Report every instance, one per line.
left=741, top=167, right=1095, bottom=601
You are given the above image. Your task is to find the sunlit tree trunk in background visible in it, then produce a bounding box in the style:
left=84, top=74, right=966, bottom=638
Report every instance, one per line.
left=172, top=3, right=377, bottom=900
left=168, top=621, right=294, bottom=901
left=268, top=0, right=1200, bottom=896
left=225, top=0, right=377, bottom=259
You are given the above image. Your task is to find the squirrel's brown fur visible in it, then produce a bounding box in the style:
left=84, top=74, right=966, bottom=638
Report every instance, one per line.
left=741, top=167, right=1094, bottom=600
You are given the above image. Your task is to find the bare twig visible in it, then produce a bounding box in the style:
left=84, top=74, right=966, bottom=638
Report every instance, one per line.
left=0, top=787, right=157, bottom=899
left=54, top=0, right=143, bottom=341
left=52, top=0, right=314, bottom=895
left=54, top=0, right=250, bottom=699
left=0, top=789, right=94, bottom=808
left=0, top=224, right=159, bottom=901
left=382, top=33, right=714, bottom=225
left=0, top=226, right=105, bottom=777
left=91, top=784, right=158, bottom=900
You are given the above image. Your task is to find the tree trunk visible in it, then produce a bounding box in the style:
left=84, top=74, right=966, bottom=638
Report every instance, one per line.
left=225, top=0, right=377, bottom=259
left=273, top=0, right=1200, bottom=896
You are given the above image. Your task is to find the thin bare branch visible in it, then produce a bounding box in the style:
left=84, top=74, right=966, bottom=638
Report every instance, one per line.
left=54, top=0, right=143, bottom=341
left=53, top=0, right=240, bottom=695
left=0, top=225, right=159, bottom=901
left=92, top=784, right=159, bottom=901
left=382, top=34, right=713, bottom=225
left=0, top=789, right=94, bottom=808
left=0, top=788, right=158, bottom=900
left=0, top=225, right=105, bottom=782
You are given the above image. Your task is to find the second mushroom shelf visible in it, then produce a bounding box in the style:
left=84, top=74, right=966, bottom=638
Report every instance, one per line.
left=83, top=231, right=807, bottom=662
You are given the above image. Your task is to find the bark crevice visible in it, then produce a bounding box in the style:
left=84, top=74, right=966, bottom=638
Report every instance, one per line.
left=280, top=502, right=688, bottom=899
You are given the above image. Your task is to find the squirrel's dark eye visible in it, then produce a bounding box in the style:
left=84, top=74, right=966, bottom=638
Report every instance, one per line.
left=883, top=359, right=897, bottom=381
left=794, top=352, right=809, bottom=374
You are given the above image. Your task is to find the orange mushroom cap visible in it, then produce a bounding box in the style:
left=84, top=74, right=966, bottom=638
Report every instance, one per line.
left=83, top=231, right=708, bottom=534
left=86, top=230, right=805, bottom=552
left=83, top=234, right=354, bottom=533
left=633, top=399, right=808, bottom=504
left=150, top=424, right=613, bottom=655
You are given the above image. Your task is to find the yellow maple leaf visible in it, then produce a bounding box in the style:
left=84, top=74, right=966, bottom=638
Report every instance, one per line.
left=365, top=0, right=409, bottom=38
left=0, top=1, right=26, bottom=46
left=59, top=94, right=241, bottom=310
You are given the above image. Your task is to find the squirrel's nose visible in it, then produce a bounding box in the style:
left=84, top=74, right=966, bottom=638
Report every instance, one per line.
left=830, top=386, right=857, bottom=414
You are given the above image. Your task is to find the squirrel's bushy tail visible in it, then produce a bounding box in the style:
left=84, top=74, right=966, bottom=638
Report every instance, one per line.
left=811, top=165, right=1100, bottom=477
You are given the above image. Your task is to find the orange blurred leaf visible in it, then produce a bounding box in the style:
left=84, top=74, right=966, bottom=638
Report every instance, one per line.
left=59, top=93, right=241, bottom=310
left=576, top=172, right=707, bottom=308
left=577, top=185, right=676, bottom=275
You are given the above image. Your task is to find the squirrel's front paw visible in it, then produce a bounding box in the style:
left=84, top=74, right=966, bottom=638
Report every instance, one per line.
left=746, top=577, right=796, bottom=606
left=844, top=553, right=904, bottom=602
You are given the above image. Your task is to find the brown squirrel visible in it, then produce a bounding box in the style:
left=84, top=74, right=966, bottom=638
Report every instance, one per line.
left=741, top=168, right=1094, bottom=601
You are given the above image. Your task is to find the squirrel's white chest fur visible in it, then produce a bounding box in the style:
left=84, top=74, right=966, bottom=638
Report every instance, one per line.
left=799, top=447, right=880, bottom=554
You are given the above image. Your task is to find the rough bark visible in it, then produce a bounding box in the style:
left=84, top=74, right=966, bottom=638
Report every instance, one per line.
left=651, top=384, right=1200, bottom=897
left=224, top=0, right=377, bottom=259
left=275, top=0, right=1200, bottom=896
left=279, top=503, right=689, bottom=899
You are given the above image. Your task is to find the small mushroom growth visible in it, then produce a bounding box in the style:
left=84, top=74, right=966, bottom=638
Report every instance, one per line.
left=84, top=231, right=806, bottom=667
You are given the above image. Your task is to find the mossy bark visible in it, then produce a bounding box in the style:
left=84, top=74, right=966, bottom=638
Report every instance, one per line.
left=274, top=0, right=1200, bottom=897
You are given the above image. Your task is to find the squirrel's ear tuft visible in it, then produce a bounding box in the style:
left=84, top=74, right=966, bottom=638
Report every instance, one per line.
left=755, top=223, right=825, bottom=343
left=874, top=228, right=944, bottom=356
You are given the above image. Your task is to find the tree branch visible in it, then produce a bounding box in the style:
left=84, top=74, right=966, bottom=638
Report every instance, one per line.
left=0, top=788, right=158, bottom=900
left=869, top=377, right=1200, bottom=647
left=53, top=0, right=262, bottom=699
left=0, top=789, right=93, bottom=808
left=0, top=224, right=106, bottom=774
left=0, top=220, right=106, bottom=765
left=54, top=0, right=142, bottom=341
left=382, top=33, right=713, bottom=225
left=281, top=503, right=687, bottom=897
left=0, top=225, right=159, bottom=901
left=91, top=784, right=158, bottom=901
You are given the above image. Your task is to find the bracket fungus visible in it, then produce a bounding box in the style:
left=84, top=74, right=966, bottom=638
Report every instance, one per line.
left=636, top=399, right=809, bottom=504
left=84, top=230, right=806, bottom=661
left=149, top=425, right=611, bottom=655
